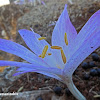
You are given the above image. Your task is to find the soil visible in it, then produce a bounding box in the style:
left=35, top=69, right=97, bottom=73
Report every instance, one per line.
left=0, top=0, right=100, bottom=100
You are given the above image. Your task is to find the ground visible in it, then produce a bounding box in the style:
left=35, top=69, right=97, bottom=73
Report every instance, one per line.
left=0, top=0, right=100, bottom=100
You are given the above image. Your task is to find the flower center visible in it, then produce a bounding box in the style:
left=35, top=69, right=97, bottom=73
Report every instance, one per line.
left=38, top=32, right=68, bottom=64
left=50, top=46, right=66, bottom=64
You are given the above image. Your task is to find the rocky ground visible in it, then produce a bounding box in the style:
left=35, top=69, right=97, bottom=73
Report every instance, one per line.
left=0, top=0, right=100, bottom=100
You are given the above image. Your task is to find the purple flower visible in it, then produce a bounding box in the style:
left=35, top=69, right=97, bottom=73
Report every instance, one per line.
left=0, top=4, right=100, bottom=100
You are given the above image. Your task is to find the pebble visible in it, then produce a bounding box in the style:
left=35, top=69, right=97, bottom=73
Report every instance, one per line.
left=89, top=61, right=96, bottom=68
left=53, top=86, right=62, bottom=96
left=91, top=53, right=99, bottom=61
left=81, top=62, right=89, bottom=69
left=90, top=69, right=98, bottom=76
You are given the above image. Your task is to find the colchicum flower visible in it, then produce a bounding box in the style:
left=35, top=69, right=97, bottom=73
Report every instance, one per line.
left=0, top=4, right=100, bottom=100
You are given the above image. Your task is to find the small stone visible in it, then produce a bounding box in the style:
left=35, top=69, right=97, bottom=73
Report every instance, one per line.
left=53, top=86, right=62, bottom=96
left=91, top=53, right=99, bottom=61
left=90, top=69, right=98, bottom=76
left=89, top=61, right=96, bottom=68
left=81, top=62, right=89, bottom=69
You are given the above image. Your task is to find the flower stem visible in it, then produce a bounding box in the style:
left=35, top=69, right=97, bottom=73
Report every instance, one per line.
left=65, top=78, right=86, bottom=100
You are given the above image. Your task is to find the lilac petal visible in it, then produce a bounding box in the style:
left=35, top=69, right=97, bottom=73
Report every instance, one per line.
left=19, top=29, right=64, bottom=68
left=0, top=60, right=40, bottom=67
left=15, top=67, right=62, bottom=81
left=16, top=67, right=36, bottom=71
left=0, top=60, right=62, bottom=81
left=63, top=30, right=100, bottom=76
left=0, top=39, right=49, bottom=66
left=18, top=29, right=50, bottom=56
left=69, top=10, right=100, bottom=57
left=0, top=60, right=61, bottom=75
left=52, top=4, right=77, bottom=63
left=13, top=71, right=28, bottom=76
left=18, top=29, right=58, bottom=67
left=52, top=4, right=77, bottom=46
left=19, top=29, right=65, bottom=68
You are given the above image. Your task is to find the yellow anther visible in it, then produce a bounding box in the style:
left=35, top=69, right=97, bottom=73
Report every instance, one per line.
left=48, top=53, right=52, bottom=55
left=38, top=37, right=46, bottom=40
left=51, top=46, right=62, bottom=50
left=64, top=33, right=68, bottom=45
left=39, top=55, right=41, bottom=57
left=41, top=45, right=48, bottom=58
left=60, top=49, right=66, bottom=64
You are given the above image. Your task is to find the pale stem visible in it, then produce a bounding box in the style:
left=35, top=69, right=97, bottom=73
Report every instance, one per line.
left=65, top=77, right=86, bottom=100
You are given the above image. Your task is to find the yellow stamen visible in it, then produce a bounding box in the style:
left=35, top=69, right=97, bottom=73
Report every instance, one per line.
left=38, top=37, right=46, bottom=40
left=51, top=46, right=62, bottom=50
left=64, top=33, right=68, bottom=45
left=60, top=49, right=66, bottom=64
left=48, top=53, right=52, bottom=55
left=39, top=55, right=41, bottom=57
left=41, top=45, right=48, bottom=58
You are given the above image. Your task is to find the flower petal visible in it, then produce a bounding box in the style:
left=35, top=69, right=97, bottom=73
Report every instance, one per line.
left=0, top=60, right=61, bottom=79
left=63, top=30, right=100, bottom=76
left=18, top=29, right=50, bottom=56
left=15, top=67, right=62, bottom=81
left=0, top=60, right=40, bottom=67
left=52, top=4, right=77, bottom=63
left=69, top=10, right=100, bottom=57
left=19, top=29, right=59, bottom=68
left=0, top=60, right=61, bottom=74
left=0, top=39, right=49, bottom=66
left=52, top=4, right=77, bottom=46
